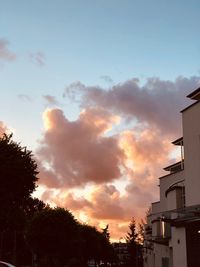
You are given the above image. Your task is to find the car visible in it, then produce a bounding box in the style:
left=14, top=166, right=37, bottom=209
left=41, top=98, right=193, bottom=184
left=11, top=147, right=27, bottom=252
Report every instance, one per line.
left=0, top=261, right=16, bottom=267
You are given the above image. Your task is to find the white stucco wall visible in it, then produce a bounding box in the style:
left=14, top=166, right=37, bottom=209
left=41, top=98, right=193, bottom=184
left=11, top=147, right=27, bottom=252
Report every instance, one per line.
left=167, top=190, right=177, bottom=210
left=154, top=243, right=171, bottom=267
left=171, top=227, right=187, bottom=267
left=159, top=170, right=185, bottom=212
left=182, top=101, right=200, bottom=206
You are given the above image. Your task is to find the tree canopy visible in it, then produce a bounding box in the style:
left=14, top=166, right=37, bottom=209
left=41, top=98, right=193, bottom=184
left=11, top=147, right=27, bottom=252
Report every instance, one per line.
left=26, top=211, right=116, bottom=267
left=126, top=217, right=143, bottom=267
left=0, top=133, right=41, bottom=265
left=0, top=133, right=38, bottom=210
left=26, top=207, right=79, bottom=266
left=0, top=133, right=144, bottom=267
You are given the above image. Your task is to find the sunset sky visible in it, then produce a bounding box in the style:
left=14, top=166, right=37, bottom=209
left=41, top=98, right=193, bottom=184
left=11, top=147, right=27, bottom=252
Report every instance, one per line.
left=1, top=0, right=200, bottom=240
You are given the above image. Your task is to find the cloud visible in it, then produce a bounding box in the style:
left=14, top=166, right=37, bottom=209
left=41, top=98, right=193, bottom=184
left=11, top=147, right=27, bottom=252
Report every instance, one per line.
left=29, top=51, right=45, bottom=67
left=65, top=76, right=200, bottom=137
left=43, top=95, right=60, bottom=106
left=36, top=122, right=174, bottom=238
left=0, top=38, right=16, bottom=62
left=0, top=121, right=8, bottom=136
left=63, top=81, right=86, bottom=101
left=37, top=75, right=200, bottom=239
left=88, top=184, right=125, bottom=220
left=100, top=75, right=113, bottom=84
left=41, top=189, right=93, bottom=211
left=84, top=126, right=172, bottom=222
left=37, top=107, right=124, bottom=188
left=18, top=94, right=32, bottom=102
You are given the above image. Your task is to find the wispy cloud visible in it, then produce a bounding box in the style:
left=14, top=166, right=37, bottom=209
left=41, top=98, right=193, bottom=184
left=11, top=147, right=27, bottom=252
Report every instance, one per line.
left=18, top=94, right=32, bottom=102
left=43, top=95, right=60, bottom=106
left=100, top=75, right=113, bottom=84
left=29, top=51, right=46, bottom=67
left=0, top=38, right=16, bottom=62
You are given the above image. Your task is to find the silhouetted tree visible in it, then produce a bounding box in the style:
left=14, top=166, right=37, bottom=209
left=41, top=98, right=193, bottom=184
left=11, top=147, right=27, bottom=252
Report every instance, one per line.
left=102, top=224, right=110, bottom=241
left=0, top=134, right=38, bottom=211
left=24, top=197, right=47, bottom=218
left=26, top=207, right=78, bottom=267
left=126, top=218, right=137, bottom=244
left=0, top=133, right=39, bottom=264
left=79, top=224, right=115, bottom=266
left=126, top=218, right=143, bottom=267
left=137, top=220, right=145, bottom=245
left=99, top=230, right=116, bottom=265
left=79, top=224, right=100, bottom=266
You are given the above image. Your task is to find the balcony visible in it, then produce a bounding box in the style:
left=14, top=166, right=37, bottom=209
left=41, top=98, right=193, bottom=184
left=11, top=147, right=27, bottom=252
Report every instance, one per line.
left=164, top=161, right=184, bottom=174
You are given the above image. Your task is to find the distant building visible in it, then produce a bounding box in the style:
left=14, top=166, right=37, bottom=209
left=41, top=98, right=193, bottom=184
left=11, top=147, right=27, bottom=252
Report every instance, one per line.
left=143, top=88, right=200, bottom=267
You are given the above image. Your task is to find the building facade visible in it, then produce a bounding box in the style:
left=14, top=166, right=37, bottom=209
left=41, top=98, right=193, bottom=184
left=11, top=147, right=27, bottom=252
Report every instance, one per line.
left=143, top=88, right=200, bottom=267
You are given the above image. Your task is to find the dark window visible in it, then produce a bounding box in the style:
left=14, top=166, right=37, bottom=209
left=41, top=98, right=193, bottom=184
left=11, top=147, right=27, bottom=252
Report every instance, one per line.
left=186, top=221, right=200, bottom=267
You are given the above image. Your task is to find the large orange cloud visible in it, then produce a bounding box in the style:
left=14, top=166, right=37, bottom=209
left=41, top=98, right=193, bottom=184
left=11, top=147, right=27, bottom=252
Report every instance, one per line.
left=37, top=107, right=124, bottom=188
left=36, top=76, right=200, bottom=239
left=36, top=124, right=175, bottom=239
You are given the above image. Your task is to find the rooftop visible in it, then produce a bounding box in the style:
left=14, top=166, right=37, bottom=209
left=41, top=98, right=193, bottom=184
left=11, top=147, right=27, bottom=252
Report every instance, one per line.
left=187, top=87, right=200, bottom=100
left=172, top=137, right=183, bottom=146
left=163, top=161, right=184, bottom=173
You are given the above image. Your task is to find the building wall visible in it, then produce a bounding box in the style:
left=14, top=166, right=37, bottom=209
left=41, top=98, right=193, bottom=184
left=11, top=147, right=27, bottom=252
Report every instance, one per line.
left=170, top=227, right=187, bottom=267
left=167, top=190, right=177, bottom=211
left=144, top=92, right=200, bottom=267
left=144, top=249, right=155, bottom=267
left=154, top=243, right=171, bottom=267
left=152, top=201, right=161, bottom=214
left=159, top=170, right=185, bottom=212
left=182, top=102, right=200, bottom=206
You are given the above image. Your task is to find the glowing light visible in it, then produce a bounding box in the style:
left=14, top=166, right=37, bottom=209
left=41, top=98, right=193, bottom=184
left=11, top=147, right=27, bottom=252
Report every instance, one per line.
left=79, top=212, right=89, bottom=223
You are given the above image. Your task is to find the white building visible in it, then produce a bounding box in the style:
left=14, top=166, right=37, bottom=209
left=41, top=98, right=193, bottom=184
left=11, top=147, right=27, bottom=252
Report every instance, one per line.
left=143, top=88, right=200, bottom=267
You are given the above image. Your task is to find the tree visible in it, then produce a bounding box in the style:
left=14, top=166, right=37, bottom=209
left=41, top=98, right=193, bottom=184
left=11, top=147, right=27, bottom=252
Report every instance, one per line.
left=137, top=220, right=145, bottom=245
left=126, top=218, right=143, bottom=267
left=26, top=207, right=79, bottom=267
left=102, top=224, right=110, bottom=241
left=79, top=224, right=100, bottom=266
left=126, top=218, right=138, bottom=245
left=24, top=197, right=47, bottom=218
left=0, top=134, right=38, bottom=212
left=0, top=133, right=39, bottom=264
left=79, top=224, right=115, bottom=267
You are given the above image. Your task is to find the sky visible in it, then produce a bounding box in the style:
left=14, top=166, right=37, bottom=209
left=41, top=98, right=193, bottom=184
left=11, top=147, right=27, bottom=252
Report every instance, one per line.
left=1, top=0, right=200, bottom=240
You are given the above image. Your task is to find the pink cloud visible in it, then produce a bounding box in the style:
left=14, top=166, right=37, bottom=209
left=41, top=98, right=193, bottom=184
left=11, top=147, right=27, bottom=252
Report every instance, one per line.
left=37, top=107, right=124, bottom=188
left=88, top=184, right=126, bottom=220
left=43, top=95, right=59, bottom=106
left=0, top=38, right=16, bottom=62
left=65, top=76, right=200, bottom=136
left=0, top=121, right=8, bottom=136
left=37, top=75, right=200, bottom=239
